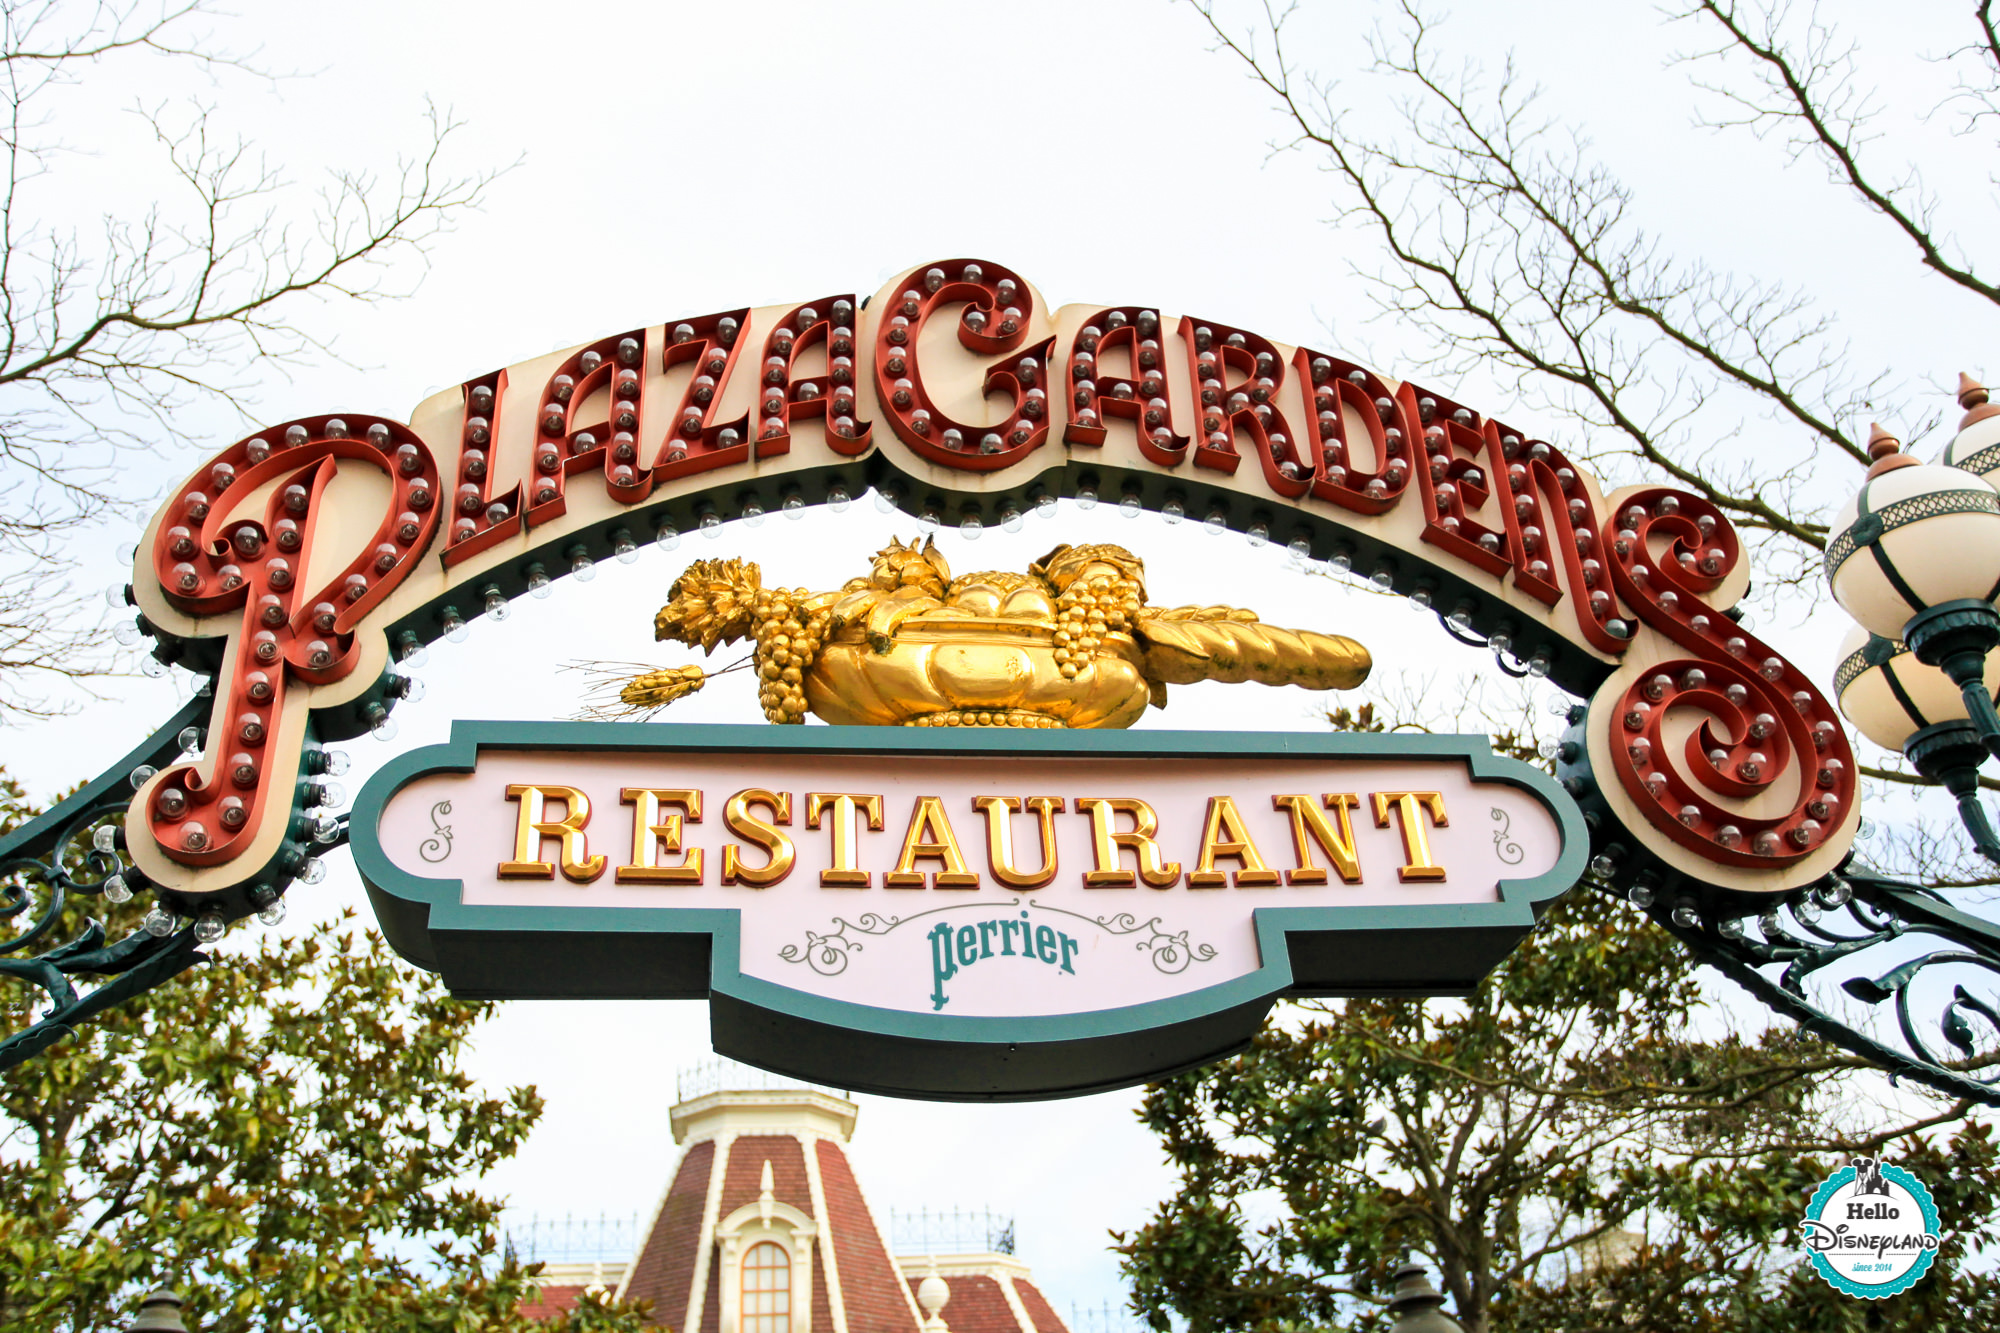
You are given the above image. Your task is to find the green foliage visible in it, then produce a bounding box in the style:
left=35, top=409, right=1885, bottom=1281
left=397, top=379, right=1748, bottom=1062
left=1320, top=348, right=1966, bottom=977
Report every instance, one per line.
left=1116, top=888, right=2000, bottom=1332
left=0, top=778, right=653, bottom=1333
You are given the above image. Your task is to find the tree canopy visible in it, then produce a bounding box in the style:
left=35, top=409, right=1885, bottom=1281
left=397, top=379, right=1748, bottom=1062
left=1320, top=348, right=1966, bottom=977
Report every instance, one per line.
left=0, top=777, right=648, bottom=1333
left=1118, top=885, right=2000, bottom=1332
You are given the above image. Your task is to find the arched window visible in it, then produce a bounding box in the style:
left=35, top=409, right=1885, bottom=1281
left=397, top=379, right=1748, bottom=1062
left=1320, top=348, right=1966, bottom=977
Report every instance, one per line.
left=742, top=1240, right=791, bottom=1333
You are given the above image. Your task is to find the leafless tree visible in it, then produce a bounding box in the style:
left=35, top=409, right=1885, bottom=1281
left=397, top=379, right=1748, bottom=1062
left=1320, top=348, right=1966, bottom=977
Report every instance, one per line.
left=1193, top=0, right=2000, bottom=863
left=0, top=0, right=498, bottom=719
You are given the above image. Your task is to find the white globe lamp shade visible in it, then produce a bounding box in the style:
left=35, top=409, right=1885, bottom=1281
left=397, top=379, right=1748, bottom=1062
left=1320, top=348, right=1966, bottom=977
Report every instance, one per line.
left=1833, top=624, right=1999, bottom=753
left=1939, top=373, right=2000, bottom=487
left=1826, top=425, right=2000, bottom=640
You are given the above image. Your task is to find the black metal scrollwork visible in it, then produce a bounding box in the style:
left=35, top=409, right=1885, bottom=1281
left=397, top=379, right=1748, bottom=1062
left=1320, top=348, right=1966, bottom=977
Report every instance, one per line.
left=1634, top=867, right=2000, bottom=1104
left=0, top=695, right=213, bottom=1072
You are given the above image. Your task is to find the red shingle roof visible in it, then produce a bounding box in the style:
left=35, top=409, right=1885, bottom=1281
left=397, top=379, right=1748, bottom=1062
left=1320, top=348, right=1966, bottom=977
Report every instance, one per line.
left=625, top=1136, right=716, bottom=1324
left=906, top=1275, right=1018, bottom=1333
left=720, top=1134, right=813, bottom=1219
left=817, top=1138, right=921, bottom=1333
left=520, top=1284, right=585, bottom=1320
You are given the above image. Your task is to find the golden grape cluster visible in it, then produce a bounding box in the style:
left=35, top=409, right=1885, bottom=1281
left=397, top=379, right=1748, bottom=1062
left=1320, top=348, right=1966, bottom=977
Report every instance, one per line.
left=1052, top=571, right=1144, bottom=679
left=752, top=587, right=828, bottom=723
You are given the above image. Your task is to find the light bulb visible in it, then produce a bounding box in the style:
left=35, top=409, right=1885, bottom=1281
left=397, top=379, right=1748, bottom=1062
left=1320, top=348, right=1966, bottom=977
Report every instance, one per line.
left=483, top=586, right=510, bottom=621
left=571, top=552, right=597, bottom=580
left=193, top=911, right=226, bottom=944
left=1119, top=495, right=1142, bottom=518
left=142, top=909, right=177, bottom=937
left=654, top=523, right=681, bottom=552
left=128, top=765, right=157, bottom=791
left=364, top=703, right=399, bottom=741
left=827, top=486, right=851, bottom=513
left=1162, top=501, right=1184, bottom=524
left=1075, top=488, right=1098, bottom=510
left=312, top=813, right=341, bottom=843
left=782, top=495, right=805, bottom=519
left=960, top=516, right=983, bottom=540
left=1001, top=508, right=1023, bottom=533
left=441, top=607, right=469, bottom=643
left=257, top=897, right=287, bottom=926
left=321, top=749, right=350, bottom=777
left=396, top=630, right=428, bottom=667
left=613, top=528, right=640, bottom=563
left=93, top=824, right=119, bottom=852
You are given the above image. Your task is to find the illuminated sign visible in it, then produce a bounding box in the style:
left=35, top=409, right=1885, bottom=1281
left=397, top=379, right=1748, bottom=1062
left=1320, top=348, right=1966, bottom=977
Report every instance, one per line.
left=120, top=257, right=1856, bottom=921
left=354, top=724, right=1582, bottom=1098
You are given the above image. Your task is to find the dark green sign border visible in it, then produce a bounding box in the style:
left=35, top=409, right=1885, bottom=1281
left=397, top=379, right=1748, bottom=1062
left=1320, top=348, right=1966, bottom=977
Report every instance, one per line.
left=351, top=722, right=1586, bottom=1101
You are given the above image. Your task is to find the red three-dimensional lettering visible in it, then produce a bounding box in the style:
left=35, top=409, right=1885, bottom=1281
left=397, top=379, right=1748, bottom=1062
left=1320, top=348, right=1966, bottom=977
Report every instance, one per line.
left=1295, top=350, right=1416, bottom=516
left=1063, top=307, right=1189, bottom=465
left=751, top=297, right=872, bottom=460
left=654, top=310, right=755, bottom=484
left=142, top=418, right=441, bottom=866
left=875, top=259, right=1053, bottom=473
left=1177, top=318, right=1302, bottom=489
left=1599, top=488, right=1854, bottom=867
left=524, top=326, right=657, bottom=522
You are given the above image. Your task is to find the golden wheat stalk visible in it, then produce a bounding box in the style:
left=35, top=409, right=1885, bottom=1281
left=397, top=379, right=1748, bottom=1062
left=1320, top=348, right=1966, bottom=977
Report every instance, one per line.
left=565, top=660, right=710, bottom=721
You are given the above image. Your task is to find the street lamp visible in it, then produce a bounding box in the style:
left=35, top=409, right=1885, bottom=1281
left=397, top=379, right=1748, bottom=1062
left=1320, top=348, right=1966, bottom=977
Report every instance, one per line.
left=127, top=1289, right=189, bottom=1332
left=1384, top=1258, right=1467, bottom=1333
left=1827, top=389, right=2000, bottom=860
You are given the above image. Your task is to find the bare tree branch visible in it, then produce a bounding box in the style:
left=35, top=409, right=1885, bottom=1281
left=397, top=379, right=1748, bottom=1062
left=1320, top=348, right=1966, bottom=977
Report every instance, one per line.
left=0, top=0, right=501, bottom=720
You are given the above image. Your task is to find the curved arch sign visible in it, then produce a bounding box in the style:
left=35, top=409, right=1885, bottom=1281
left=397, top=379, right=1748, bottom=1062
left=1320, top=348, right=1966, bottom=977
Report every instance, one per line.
left=109, top=257, right=1860, bottom=1095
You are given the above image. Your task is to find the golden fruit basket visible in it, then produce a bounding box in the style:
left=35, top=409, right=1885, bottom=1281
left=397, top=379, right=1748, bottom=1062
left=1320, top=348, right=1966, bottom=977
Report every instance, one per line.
left=608, top=539, right=1371, bottom=730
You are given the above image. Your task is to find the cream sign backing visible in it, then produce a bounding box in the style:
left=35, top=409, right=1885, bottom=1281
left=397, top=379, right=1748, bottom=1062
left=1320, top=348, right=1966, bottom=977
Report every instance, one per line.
left=354, top=725, right=1578, bottom=1098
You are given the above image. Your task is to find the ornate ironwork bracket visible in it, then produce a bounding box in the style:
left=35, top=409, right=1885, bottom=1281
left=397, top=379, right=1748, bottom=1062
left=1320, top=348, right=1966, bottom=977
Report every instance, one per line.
left=0, top=694, right=214, bottom=1072
left=1609, top=868, right=2000, bottom=1105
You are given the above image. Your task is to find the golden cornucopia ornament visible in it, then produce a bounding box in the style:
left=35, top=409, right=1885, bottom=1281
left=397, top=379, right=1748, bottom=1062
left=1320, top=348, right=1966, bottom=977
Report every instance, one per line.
left=603, top=538, right=1370, bottom=729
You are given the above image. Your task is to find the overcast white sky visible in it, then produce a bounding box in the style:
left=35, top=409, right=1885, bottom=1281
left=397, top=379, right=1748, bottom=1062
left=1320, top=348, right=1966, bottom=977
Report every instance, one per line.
left=11, top=0, right=2000, bottom=1316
